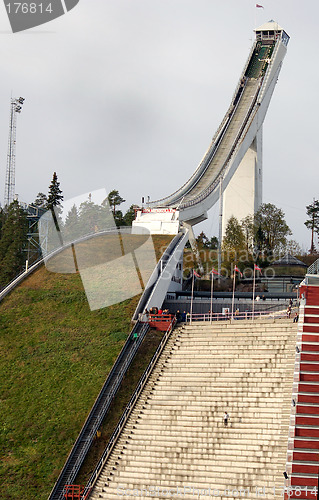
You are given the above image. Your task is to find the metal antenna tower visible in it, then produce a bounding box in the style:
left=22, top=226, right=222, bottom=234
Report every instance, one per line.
left=4, top=96, right=25, bottom=206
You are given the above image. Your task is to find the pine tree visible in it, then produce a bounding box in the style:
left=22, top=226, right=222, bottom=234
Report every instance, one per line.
left=305, top=199, right=319, bottom=254
left=46, top=172, right=63, bottom=245
left=33, top=192, right=47, bottom=208
left=123, top=205, right=136, bottom=226
left=196, top=231, right=210, bottom=249
left=47, top=172, right=63, bottom=212
left=107, top=190, right=125, bottom=216
left=63, top=204, right=80, bottom=243
left=208, top=236, right=218, bottom=250
left=0, top=201, right=28, bottom=288
left=0, top=206, right=4, bottom=239
left=78, top=200, right=110, bottom=234
left=113, top=210, right=125, bottom=227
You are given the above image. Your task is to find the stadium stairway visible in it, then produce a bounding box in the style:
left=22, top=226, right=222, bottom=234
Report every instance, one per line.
left=87, top=319, right=297, bottom=500
left=286, top=287, right=319, bottom=498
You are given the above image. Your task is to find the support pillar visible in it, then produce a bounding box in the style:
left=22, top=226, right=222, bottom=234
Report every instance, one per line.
left=222, top=127, right=262, bottom=237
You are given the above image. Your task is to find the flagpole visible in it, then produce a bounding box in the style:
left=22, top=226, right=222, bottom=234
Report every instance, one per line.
left=210, top=272, right=214, bottom=324
left=231, top=266, right=236, bottom=320
left=190, top=270, right=195, bottom=325
left=252, top=265, right=256, bottom=320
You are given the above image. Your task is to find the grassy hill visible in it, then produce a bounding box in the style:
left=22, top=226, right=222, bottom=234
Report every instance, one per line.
left=0, top=234, right=172, bottom=500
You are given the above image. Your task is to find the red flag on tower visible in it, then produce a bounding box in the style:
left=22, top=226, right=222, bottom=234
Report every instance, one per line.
left=256, top=4, right=264, bottom=8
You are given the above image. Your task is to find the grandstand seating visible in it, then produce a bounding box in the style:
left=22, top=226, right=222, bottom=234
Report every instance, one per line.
left=88, top=319, right=297, bottom=500
left=286, top=288, right=319, bottom=498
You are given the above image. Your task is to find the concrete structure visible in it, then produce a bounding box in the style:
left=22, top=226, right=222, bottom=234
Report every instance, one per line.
left=222, top=130, right=262, bottom=236
left=132, top=229, right=189, bottom=320
left=133, top=21, right=289, bottom=237
left=133, top=208, right=180, bottom=235
left=284, top=274, right=319, bottom=498
left=87, top=319, right=297, bottom=499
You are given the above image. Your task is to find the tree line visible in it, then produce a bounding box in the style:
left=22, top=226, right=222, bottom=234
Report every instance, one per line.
left=195, top=202, right=302, bottom=275
left=0, top=174, right=136, bottom=289
left=196, top=199, right=319, bottom=260
left=0, top=172, right=63, bottom=289
left=33, top=184, right=136, bottom=248
left=196, top=203, right=294, bottom=255
left=0, top=200, right=28, bottom=288
left=0, top=172, right=318, bottom=290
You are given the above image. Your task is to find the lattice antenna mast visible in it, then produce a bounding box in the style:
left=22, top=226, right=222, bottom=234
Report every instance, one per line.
left=4, top=96, right=25, bottom=206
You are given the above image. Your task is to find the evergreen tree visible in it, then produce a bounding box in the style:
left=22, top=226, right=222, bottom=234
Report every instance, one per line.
left=113, top=209, right=125, bottom=227
left=196, top=231, right=210, bottom=249
left=46, top=172, right=63, bottom=245
left=78, top=200, right=110, bottom=234
left=208, top=236, right=218, bottom=250
left=0, top=206, right=4, bottom=239
left=33, top=192, right=47, bottom=208
left=305, top=199, right=319, bottom=254
left=0, top=201, right=28, bottom=288
left=63, top=204, right=80, bottom=242
left=123, top=205, right=136, bottom=226
left=107, top=189, right=125, bottom=216
left=47, top=172, right=63, bottom=212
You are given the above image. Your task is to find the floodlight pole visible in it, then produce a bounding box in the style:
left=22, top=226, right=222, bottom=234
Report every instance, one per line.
left=4, top=97, right=25, bottom=206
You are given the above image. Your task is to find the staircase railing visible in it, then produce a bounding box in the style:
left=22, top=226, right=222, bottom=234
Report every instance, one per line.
left=80, top=316, right=177, bottom=499
left=307, top=258, right=319, bottom=275
left=48, top=320, right=149, bottom=500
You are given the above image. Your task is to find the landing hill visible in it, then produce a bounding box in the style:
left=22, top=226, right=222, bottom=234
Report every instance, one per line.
left=0, top=234, right=172, bottom=500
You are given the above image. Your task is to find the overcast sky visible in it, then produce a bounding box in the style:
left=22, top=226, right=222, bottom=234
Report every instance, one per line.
left=0, top=0, right=317, bottom=250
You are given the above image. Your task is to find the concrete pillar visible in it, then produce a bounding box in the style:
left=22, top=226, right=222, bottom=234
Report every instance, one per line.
left=222, top=127, right=262, bottom=237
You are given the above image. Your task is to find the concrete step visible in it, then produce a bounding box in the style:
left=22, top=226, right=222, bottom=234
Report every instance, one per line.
left=88, top=319, right=296, bottom=500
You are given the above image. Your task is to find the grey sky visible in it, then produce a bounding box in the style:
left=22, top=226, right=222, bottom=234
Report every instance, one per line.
left=0, top=0, right=317, bottom=250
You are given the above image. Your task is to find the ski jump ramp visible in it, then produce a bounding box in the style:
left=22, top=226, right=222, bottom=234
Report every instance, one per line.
left=133, top=21, right=289, bottom=236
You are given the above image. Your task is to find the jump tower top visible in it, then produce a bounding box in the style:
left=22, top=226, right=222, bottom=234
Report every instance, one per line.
left=133, top=21, right=289, bottom=236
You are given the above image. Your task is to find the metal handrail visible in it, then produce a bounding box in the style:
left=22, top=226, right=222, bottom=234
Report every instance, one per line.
left=148, top=41, right=259, bottom=209
left=80, top=316, right=177, bottom=499
left=0, top=226, right=144, bottom=303
left=307, top=258, right=319, bottom=275
left=148, top=78, right=249, bottom=209
left=0, top=228, right=120, bottom=301
left=187, top=309, right=290, bottom=323
left=132, top=230, right=185, bottom=320
left=0, top=256, right=43, bottom=297
left=179, top=78, right=263, bottom=210
left=48, top=321, right=150, bottom=500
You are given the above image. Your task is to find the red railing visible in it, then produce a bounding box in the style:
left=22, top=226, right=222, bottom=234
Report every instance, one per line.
left=64, top=485, right=91, bottom=499
left=148, top=314, right=175, bottom=331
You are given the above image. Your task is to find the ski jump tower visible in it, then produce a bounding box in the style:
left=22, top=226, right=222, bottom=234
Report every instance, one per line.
left=133, top=21, right=289, bottom=236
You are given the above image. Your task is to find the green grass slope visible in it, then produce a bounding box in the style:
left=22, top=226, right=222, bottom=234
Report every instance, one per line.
left=0, top=234, right=172, bottom=500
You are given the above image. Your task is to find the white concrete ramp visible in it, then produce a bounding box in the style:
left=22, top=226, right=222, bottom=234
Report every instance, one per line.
left=88, top=320, right=297, bottom=500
